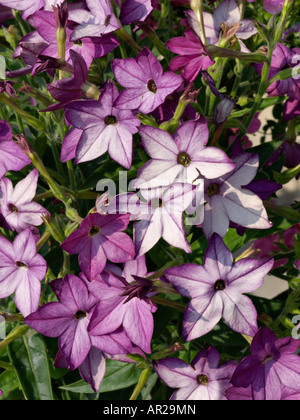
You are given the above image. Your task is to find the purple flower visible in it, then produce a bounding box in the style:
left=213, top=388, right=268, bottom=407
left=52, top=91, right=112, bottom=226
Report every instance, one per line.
left=0, top=229, right=47, bottom=317
left=0, top=170, right=49, bottom=232
left=0, top=0, right=63, bottom=20
left=25, top=274, right=134, bottom=371
left=267, top=139, right=300, bottom=171
left=202, top=147, right=272, bottom=239
left=68, top=0, right=120, bottom=41
left=32, top=9, right=118, bottom=68
left=166, top=28, right=214, bottom=82
left=88, top=267, right=157, bottom=354
left=65, top=81, right=141, bottom=168
left=61, top=213, right=135, bottom=280
left=154, top=346, right=237, bottom=400
left=256, top=44, right=300, bottom=100
left=132, top=119, right=235, bottom=189
left=187, top=0, right=257, bottom=47
left=283, top=98, right=300, bottom=122
left=0, top=120, right=30, bottom=179
left=226, top=384, right=300, bottom=400
left=112, top=47, right=183, bottom=114
left=296, top=260, right=300, bottom=271
left=60, top=127, right=83, bottom=162
left=263, top=0, right=284, bottom=14
left=119, top=0, right=153, bottom=26
left=164, top=233, right=274, bottom=340
left=230, top=327, right=300, bottom=400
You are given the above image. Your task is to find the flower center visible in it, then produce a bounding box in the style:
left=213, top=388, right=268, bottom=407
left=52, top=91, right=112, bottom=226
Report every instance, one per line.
left=263, top=354, right=274, bottom=364
left=8, top=203, right=18, bottom=213
left=104, top=115, right=118, bottom=125
left=73, top=39, right=83, bottom=46
left=16, top=261, right=28, bottom=270
left=74, top=310, right=87, bottom=320
left=197, top=374, right=209, bottom=386
left=89, top=226, right=100, bottom=237
left=214, top=279, right=226, bottom=291
left=147, top=79, right=157, bottom=93
left=207, top=183, right=220, bottom=197
left=177, top=152, right=191, bottom=167
left=151, top=198, right=163, bottom=209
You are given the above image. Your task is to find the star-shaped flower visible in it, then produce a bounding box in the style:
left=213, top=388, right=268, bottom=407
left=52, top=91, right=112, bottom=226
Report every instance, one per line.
left=61, top=213, right=135, bottom=280
left=154, top=346, right=237, bottom=400
left=111, top=47, right=183, bottom=114
left=164, top=233, right=274, bottom=340
left=64, top=81, right=141, bottom=168
left=0, top=229, right=47, bottom=317
left=0, top=170, right=49, bottom=232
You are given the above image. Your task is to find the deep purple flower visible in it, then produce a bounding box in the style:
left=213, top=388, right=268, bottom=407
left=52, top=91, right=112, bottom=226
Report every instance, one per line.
left=226, top=384, right=300, bottom=400
left=68, top=0, right=120, bottom=41
left=132, top=119, right=235, bottom=189
left=88, top=267, right=157, bottom=354
left=202, top=147, right=272, bottom=239
left=267, top=139, right=300, bottom=171
left=0, top=170, right=49, bottom=232
left=0, top=229, right=47, bottom=317
left=154, top=346, right=237, bottom=400
left=230, top=327, right=300, bottom=400
left=25, top=274, right=134, bottom=371
left=64, top=81, right=141, bottom=168
left=187, top=0, right=257, bottom=47
left=0, top=120, right=30, bottom=179
left=112, top=48, right=182, bottom=114
left=255, top=44, right=300, bottom=100
left=32, top=9, right=118, bottom=68
left=119, top=0, right=153, bottom=26
left=283, top=98, right=300, bottom=122
left=164, top=233, right=274, bottom=340
left=61, top=213, right=135, bottom=280
left=167, top=28, right=214, bottom=82
left=43, top=50, right=103, bottom=111
left=296, top=260, right=300, bottom=271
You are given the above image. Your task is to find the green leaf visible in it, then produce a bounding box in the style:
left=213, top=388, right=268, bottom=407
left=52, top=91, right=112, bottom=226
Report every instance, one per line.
left=8, top=333, right=54, bottom=400
left=59, top=360, right=141, bottom=394
left=0, top=370, right=19, bottom=398
left=273, top=165, right=300, bottom=185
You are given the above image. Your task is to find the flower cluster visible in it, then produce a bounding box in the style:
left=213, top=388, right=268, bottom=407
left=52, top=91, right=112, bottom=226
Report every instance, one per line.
left=0, top=0, right=299, bottom=401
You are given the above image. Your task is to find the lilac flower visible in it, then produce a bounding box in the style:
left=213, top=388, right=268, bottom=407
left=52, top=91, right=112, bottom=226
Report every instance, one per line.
left=32, top=9, right=118, bottom=68
left=263, top=0, right=284, bottom=14
left=202, top=147, right=272, bottom=239
left=119, top=0, right=153, bottom=26
left=166, top=28, right=214, bottom=82
left=61, top=213, right=135, bottom=280
left=60, top=127, right=83, bottom=162
left=26, top=274, right=134, bottom=371
left=154, top=346, right=237, bottom=400
left=187, top=0, right=257, bottom=47
left=0, top=0, right=63, bottom=20
left=0, top=120, right=30, bottom=179
left=65, top=81, right=141, bottom=168
left=230, top=327, right=300, bottom=400
left=112, top=47, right=183, bottom=114
left=68, top=0, right=120, bottom=41
left=132, top=119, right=235, bottom=189
left=164, top=233, right=274, bottom=340
left=110, top=183, right=197, bottom=256
left=0, top=170, right=49, bottom=232
left=88, top=267, right=157, bottom=354
left=0, top=229, right=47, bottom=317
left=255, top=44, right=300, bottom=100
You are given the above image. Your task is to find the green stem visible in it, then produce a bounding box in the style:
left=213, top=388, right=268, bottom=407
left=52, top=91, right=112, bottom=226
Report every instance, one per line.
left=36, top=230, right=51, bottom=253
left=129, top=368, right=152, bottom=401
left=230, top=60, right=243, bottom=98
left=151, top=296, right=185, bottom=312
